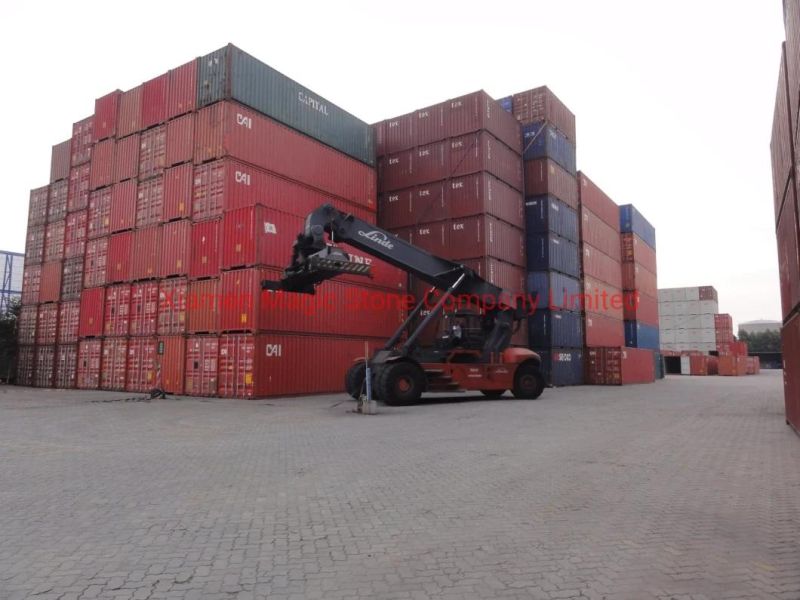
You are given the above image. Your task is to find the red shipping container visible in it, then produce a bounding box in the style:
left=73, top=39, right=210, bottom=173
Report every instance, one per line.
left=51, top=140, right=71, bottom=183
left=131, top=226, right=162, bottom=281
left=44, top=219, right=65, bottom=262
left=55, top=345, right=78, bottom=389
left=777, top=180, right=800, bottom=320
left=772, top=44, right=793, bottom=219
left=34, top=346, right=55, bottom=388
left=104, top=284, right=131, bottom=337
left=578, top=172, right=619, bottom=231
left=582, top=276, right=624, bottom=321
left=63, top=210, right=88, bottom=258
left=708, top=356, right=719, bottom=375
left=187, top=278, right=220, bottom=333
left=48, top=180, right=68, bottom=223
left=36, top=303, right=59, bottom=345
left=111, top=180, right=137, bottom=232
left=68, top=163, right=91, bottom=213
left=83, top=237, right=109, bottom=288
left=524, top=159, right=578, bottom=208
left=101, top=337, right=128, bottom=390
left=18, top=306, right=38, bottom=345
left=158, top=278, right=188, bottom=335
left=715, top=313, right=733, bottom=328
left=194, top=101, right=376, bottom=209
left=142, top=73, right=168, bottom=129
left=446, top=214, right=525, bottom=267
left=166, top=112, right=194, bottom=166
left=107, top=231, right=133, bottom=283
left=582, top=244, right=622, bottom=289
left=698, top=286, right=717, bottom=301
left=29, top=186, right=49, bottom=227
left=17, top=346, right=36, bottom=386
left=71, top=115, right=93, bottom=167
left=623, top=292, right=659, bottom=326
left=378, top=188, right=415, bottom=228
left=410, top=181, right=447, bottom=223
left=25, top=225, right=45, bottom=265
left=620, top=233, right=657, bottom=274
left=415, top=103, right=447, bottom=146
left=448, top=90, right=522, bottom=152
left=88, top=188, right=112, bottom=238
left=446, top=172, right=524, bottom=226
left=158, top=336, right=186, bottom=394
left=461, top=257, right=525, bottom=295
left=221, top=205, right=301, bottom=269
left=330, top=243, right=406, bottom=292
left=192, top=160, right=226, bottom=220
left=58, top=300, right=80, bottom=344
left=185, top=335, right=219, bottom=396
left=78, top=287, right=104, bottom=337
left=689, top=355, right=709, bottom=376
left=163, top=163, right=193, bottom=221
left=113, top=133, right=140, bottom=183
left=377, top=112, right=415, bottom=156
left=189, top=219, right=221, bottom=278
left=21, top=264, right=42, bottom=304
left=93, top=90, right=120, bottom=141
left=167, top=59, right=197, bottom=119
left=719, top=355, right=747, bottom=376
left=126, top=337, right=157, bottom=392
left=584, top=313, right=625, bottom=347
left=392, top=222, right=448, bottom=257
left=136, top=176, right=164, bottom=227
left=450, top=131, right=523, bottom=192
left=117, top=86, right=143, bottom=138
left=77, top=339, right=102, bottom=389
left=621, top=347, right=655, bottom=384
left=130, top=281, right=159, bottom=336
left=139, top=125, right=167, bottom=180
left=89, top=138, right=114, bottom=190
left=378, top=148, right=414, bottom=192
left=621, top=263, right=658, bottom=298
left=415, top=141, right=448, bottom=184
left=40, top=261, right=62, bottom=304
left=511, top=87, right=576, bottom=141
left=161, top=219, right=191, bottom=277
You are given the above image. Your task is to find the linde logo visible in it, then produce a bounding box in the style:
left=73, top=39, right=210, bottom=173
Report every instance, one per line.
left=358, top=230, right=394, bottom=249
left=388, top=157, right=400, bottom=165
left=236, top=114, right=252, bottom=129
left=265, top=344, right=282, bottom=357
left=264, top=222, right=277, bottom=234
left=451, top=181, right=464, bottom=189
left=298, top=92, right=329, bottom=115
left=235, top=171, right=251, bottom=185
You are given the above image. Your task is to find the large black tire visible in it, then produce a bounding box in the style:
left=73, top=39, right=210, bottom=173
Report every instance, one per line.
left=512, top=363, right=545, bottom=399
left=480, top=390, right=505, bottom=399
left=376, top=362, right=425, bottom=406
left=344, top=362, right=367, bottom=400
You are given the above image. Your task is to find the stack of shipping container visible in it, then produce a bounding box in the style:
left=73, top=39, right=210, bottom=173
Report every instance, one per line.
left=658, top=287, right=720, bottom=353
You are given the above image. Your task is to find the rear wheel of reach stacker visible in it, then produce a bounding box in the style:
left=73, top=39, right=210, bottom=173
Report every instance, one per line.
left=376, top=361, right=425, bottom=405
left=345, top=362, right=367, bottom=400
left=512, top=363, right=545, bottom=400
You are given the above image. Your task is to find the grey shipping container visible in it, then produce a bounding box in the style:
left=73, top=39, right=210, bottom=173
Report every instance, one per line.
left=197, top=44, right=375, bottom=166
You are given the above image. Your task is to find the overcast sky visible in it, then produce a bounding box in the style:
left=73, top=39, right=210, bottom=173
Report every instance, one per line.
left=1, top=1, right=785, bottom=327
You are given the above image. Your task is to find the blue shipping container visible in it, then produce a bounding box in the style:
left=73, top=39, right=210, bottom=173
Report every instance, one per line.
left=524, top=195, right=579, bottom=243
left=619, top=205, right=656, bottom=249
left=528, top=310, right=584, bottom=348
left=654, top=352, right=665, bottom=379
left=536, top=349, right=584, bottom=386
left=526, top=271, right=581, bottom=312
left=498, top=96, right=513, bottom=113
left=625, top=321, right=660, bottom=350
left=526, top=233, right=580, bottom=278
left=521, top=121, right=577, bottom=175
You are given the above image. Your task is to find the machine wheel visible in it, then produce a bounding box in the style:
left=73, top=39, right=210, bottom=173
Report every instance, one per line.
left=480, top=390, right=505, bottom=399
left=376, top=362, right=425, bottom=406
left=344, top=362, right=367, bottom=400
left=512, top=363, right=545, bottom=399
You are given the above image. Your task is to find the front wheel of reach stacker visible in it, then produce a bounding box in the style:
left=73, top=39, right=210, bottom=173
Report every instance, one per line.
left=345, top=362, right=367, bottom=400
left=512, top=363, right=545, bottom=400
left=376, top=362, right=424, bottom=406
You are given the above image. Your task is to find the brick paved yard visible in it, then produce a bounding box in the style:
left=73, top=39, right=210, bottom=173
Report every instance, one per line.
left=1, top=372, right=798, bottom=600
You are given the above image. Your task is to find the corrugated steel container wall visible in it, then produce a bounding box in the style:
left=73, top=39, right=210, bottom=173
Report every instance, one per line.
left=83, top=237, right=109, bottom=288
left=139, top=125, right=167, bottom=180
left=131, top=226, right=162, bottom=281
left=582, top=209, right=623, bottom=260
left=524, top=195, right=579, bottom=243
left=17, top=346, right=36, bottom=386
left=191, top=160, right=226, bottom=220
left=58, top=300, right=80, bottom=344
left=44, top=220, right=65, bottom=262
left=689, top=355, right=709, bottom=376
left=29, top=186, right=49, bottom=227
left=414, top=180, right=447, bottom=223
left=698, top=286, right=718, bottom=301
left=18, top=306, right=38, bottom=345
left=221, top=205, right=301, bottom=269
left=529, top=310, right=583, bottom=348
left=461, top=258, right=525, bottom=295
left=107, top=231, right=133, bottom=283
left=158, top=336, right=186, bottom=394
left=113, top=134, right=140, bottom=183
left=104, top=284, right=131, bottom=337
left=621, top=263, right=658, bottom=298
left=621, top=347, right=655, bottom=384
left=166, top=113, right=194, bottom=166
left=163, top=163, right=193, bottom=221
left=445, top=172, right=523, bottom=226
left=63, top=210, right=88, bottom=259
left=100, top=337, right=128, bottom=390
left=526, top=233, right=580, bottom=277
left=117, top=86, right=143, bottom=138
left=197, top=45, right=375, bottom=166
left=167, top=60, right=197, bottom=119
left=772, top=43, right=794, bottom=220
left=48, top=180, right=68, bottom=223
left=619, top=205, right=656, bottom=249
left=526, top=271, right=581, bottom=311
left=130, top=281, right=159, bottom=336
left=448, top=90, right=522, bottom=152
left=193, top=101, right=377, bottom=209
left=78, top=287, right=105, bottom=337
left=77, top=339, right=102, bottom=389
left=34, top=346, right=56, bottom=388
left=577, top=172, right=619, bottom=231
left=521, top=121, right=576, bottom=174
left=446, top=214, right=525, bottom=267
left=584, top=313, right=625, bottom=347
left=583, top=276, right=624, bottom=320
left=376, top=112, right=414, bottom=156
left=160, top=219, right=191, bottom=277
left=537, top=349, right=584, bottom=386
left=624, top=321, right=660, bottom=350
left=135, top=176, right=164, bottom=227
left=89, top=138, right=114, bottom=190
left=581, top=244, right=622, bottom=288
left=184, top=335, right=219, bottom=396
left=71, top=116, right=93, bottom=167
left=416, top=102, right=447, bottom=148
left=524, top=159, right=578, bottom=208
left=93, top=90, right=120, bottom=141
left=36, top=303, right=59, bottom=345
left=621, top=232, right=657, bottom=273
left=449, top=131, right=523, bottom=191
left=86, top=188, right=113, bottom=239
left=126, top=337, right=157, bottom=392
left=158, top=278, right=188, bottom=335
left=25, top=225, right=45, bottom=264
left=68, top=163, right=91, bottom=213
left=142, top=73, right=168, bottom=129
left=392, top=222, right=447, bottom=258
left=786, top=2, right=800, bottom=149
left=413, top=141, right=448, bottom=184
left=51, top=140, right=71, bottom=183
left=511, top=87, right=576, bottom=142
left=623, top=291, right=659, bottom=325
left=189, top=219, right=221, bottom=279
left=21, top=264, right=42, bottom=305
left=585, top=347, right=622, bottom=385
left=39, top=261, right=62, bottom=304
left=378, top=188, right=414, bottom=228
left=187, top=278, right=220, bottom=333
left=777, top=180, right=800, bottom=320
left=783, top=311, right=800, bottom=430
left=55, top=344, right=78, bottom=389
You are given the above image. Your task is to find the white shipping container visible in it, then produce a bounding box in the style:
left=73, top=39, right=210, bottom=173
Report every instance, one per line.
left=685, top=287, right=700, bottom=301
left=699, top=300, right=719, bottom=315
left=680, top=355, right=691, bottom=375
left=699, top=314, right=715, bottom=329
left=660, top=301, right=675, bottom=316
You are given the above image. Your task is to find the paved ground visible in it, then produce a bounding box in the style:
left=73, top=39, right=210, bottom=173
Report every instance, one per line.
left=0, top=372, right=798, bottom=600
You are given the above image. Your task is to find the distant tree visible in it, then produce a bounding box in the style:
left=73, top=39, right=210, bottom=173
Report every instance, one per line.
left=0, top=298, right=21, bottom=382
left=738, top=329, right=781, bottom=353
